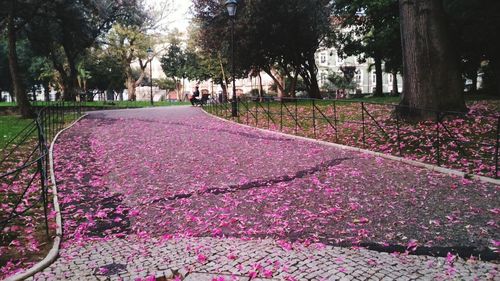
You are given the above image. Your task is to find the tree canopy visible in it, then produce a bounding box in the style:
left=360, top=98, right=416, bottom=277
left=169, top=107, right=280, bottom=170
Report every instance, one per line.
left=192, top=0, right=332, bottom=98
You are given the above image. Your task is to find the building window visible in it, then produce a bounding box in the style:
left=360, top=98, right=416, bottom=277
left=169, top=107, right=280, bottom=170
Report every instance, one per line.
left=320, top=52, right=327, bottom=65
left=320, top=72, right=327, bottom=84
left=371, top=71, right=377, bottom=85
left=336, top=53, right=344, bottom=66
left=355, top=71, right=363, bottom=86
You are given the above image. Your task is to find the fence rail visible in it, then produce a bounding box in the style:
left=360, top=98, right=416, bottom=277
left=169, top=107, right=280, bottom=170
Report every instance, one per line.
left=0, top=102, right=82, bottom=248
left=204, top=98, right=500, bottom=179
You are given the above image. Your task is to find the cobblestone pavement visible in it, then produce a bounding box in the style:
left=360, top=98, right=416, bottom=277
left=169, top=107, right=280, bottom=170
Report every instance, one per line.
left=29, top=107, right=499, bottom=281
left=32, top=237, right=498, bottom=281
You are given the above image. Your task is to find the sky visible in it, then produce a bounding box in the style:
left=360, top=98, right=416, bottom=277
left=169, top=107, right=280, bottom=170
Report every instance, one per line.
left=146, top=0, right=193, bottom=33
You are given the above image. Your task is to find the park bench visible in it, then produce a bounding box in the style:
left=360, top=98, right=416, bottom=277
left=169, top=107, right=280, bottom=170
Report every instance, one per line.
left=193, top=94, right=211, bottom=106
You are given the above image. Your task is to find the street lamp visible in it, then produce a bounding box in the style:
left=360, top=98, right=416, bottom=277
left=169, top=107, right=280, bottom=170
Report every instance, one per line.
left=225, top=0, right=238, bottom=117
left=147, top=47, right=154, bottom=106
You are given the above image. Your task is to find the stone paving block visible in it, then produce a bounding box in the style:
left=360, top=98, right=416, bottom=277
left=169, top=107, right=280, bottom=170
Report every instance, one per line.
left=183, top=272, right=250, bottom=281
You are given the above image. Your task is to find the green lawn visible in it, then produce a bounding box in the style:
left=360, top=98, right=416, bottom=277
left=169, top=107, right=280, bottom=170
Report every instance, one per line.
left=0, top=116, right=34, bottom=148
left=1, top=100, right=191, bottom=108
left=80, top=100, right=190, bottom=108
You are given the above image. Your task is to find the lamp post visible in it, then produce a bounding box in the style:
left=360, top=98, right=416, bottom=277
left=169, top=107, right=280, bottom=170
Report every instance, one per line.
left=225, top=0, right=238, bottom=117
left=147, top=47, right=154, bottom=106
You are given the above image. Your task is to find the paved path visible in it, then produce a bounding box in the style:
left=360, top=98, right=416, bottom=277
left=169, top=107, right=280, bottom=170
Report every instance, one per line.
left=31, top=106, right=498, bottom=280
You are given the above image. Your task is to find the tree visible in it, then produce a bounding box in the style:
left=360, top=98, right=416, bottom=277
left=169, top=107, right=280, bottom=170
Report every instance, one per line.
left=399, top=0, right=466, bottom=117
left=102, top=1, right=174, bottom=101
left=333, top=0, right=402, bottom=97
left=193, top=0, right=332, bottom=99
left=160, top=32, right=186, bottom=100
left=0, top=0, right=44, bottom=117
left=0, top=39, right=13, bottom=98
left=84, top=47, right=126, bottom=100
left=27, top=0, right=141, bottom=101
left=444, top=0, right=500, bottom=96
left=105, top=23, right=155, bottom=101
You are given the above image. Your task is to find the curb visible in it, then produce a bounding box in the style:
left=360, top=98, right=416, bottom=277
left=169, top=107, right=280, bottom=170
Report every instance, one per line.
left=201, top=109, right=500, bottom=186
left=6, top=114, right=88, bottom=281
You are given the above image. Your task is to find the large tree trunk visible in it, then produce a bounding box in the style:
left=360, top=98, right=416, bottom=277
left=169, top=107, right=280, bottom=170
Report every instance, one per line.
left=43, top=82, right=50, bottom=101
left=63, top=67, right=78, bottom=101
left=7, top=3, right=33, bottom=118
left=126, top=75, right=136, bottom=101
left=264, top=68, right=286, bottom=99
left=219, top=80, right=228, bottom=102
left=399, top=0, right=466, bottom=118
left=301, top=54, right=322, bottom=99
left=60, top=47, right=79, bottom=101
left=175, top=79, right=182, bottom=101
left=289, top=72, right=299, bottom=98
left=489, top=59, right=500, bottom=97
left=258, top=72, right=264, bottom=99
left=373, top=55, right=384, bottom=97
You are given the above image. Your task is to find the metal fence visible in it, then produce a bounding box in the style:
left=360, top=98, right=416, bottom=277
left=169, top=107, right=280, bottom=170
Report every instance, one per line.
left=0, top=102, right=82, bottom=241
left=204, top=98, right=500, bottom=179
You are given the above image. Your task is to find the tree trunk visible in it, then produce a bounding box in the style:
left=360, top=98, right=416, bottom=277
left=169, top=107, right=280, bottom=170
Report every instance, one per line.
left=182, top=78, right=185, bottom=101
left=470, top=71, right=478, bottom=94
left=289, top=72, right=299, bottom=98
left=487, top=58, right=500, bottom=97
left=7, top=3, right=33, bottom=118
left=399, top=0, right=466, bottom=119
left=264, top=68, right=285, bottom=99
left=373, top=55, right=384, bottom=97
left=258, top=72, right=264, bottom=100
left=220, top=80, right=228, bottom=102
left=43, top=82, right=50, bottom=101
left=392, top=71, right=399, bottom=95
left=301, top=54, right=322, bottom=99
left=62, top=54, right=79, bottom=101
left=175, top=79, right=182, bottom=101
left=126, top=77, right=136, bottom=101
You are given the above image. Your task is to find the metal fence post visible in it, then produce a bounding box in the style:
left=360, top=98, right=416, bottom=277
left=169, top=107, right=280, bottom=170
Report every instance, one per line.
left=280, top=100, right=283, bottom=131
left=245, top=100, right=249, bottom=125
left=267, top=98, right=270, bottom=129
left=61, top=101, right=65, bottom=129
left=495, top=116, right=500, bottom=179
left=396, top=106, right=402, bottom=157
left=436, top=112, right=441, bottom=166
left=361, top=102, right=366, bottom=147
left=333, top=101, right=338, bottom=142
left=312, top=99, right=316, bottom=138
left=36, top=119, right=50, bottom=239
left=237, top=99, right=240, bottom=123
left=295, top=98, right=298, bottom=134
left=255, top=100, right=258, bottom=126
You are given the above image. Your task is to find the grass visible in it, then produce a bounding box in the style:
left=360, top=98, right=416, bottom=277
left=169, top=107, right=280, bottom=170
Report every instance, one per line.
left=81, top=100, right=191, bottom=108
left=0, top=116, right=34, bottom=148
left=1, top=100, right=191, bottom=109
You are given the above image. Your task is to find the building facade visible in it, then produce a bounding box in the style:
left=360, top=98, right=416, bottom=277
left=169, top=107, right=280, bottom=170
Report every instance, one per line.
left=315, top=48, right=403, bottom=95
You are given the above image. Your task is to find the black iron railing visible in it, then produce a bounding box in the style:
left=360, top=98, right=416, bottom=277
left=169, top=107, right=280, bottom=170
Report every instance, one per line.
left=0, top=102, right=82, bottom=241
left=205, top=97, right=500, bottom=179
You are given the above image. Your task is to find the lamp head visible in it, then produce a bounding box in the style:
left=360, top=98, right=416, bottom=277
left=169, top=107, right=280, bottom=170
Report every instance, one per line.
left=147, top=47, right=153, bottom=59
left=225, top=0, right=238, bottom=17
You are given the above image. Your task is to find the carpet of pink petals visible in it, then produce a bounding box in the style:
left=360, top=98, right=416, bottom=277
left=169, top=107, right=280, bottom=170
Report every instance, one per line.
left=1, top=106, right=499, bottom=279
left=1, top=142, right=57, bottom=279
left=235, top=101, right=499, bottom=178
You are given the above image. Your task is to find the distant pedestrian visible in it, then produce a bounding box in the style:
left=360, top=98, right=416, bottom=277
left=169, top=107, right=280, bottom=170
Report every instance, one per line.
left=190, top=86, right=200, bottom=106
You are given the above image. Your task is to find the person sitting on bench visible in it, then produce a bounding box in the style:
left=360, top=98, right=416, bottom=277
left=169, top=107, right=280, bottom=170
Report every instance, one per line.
left=190, top=86, right=200, bottom=106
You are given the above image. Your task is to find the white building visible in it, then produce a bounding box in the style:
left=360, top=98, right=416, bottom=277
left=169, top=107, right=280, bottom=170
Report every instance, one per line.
left=315, top=47, right=403, bottom=94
